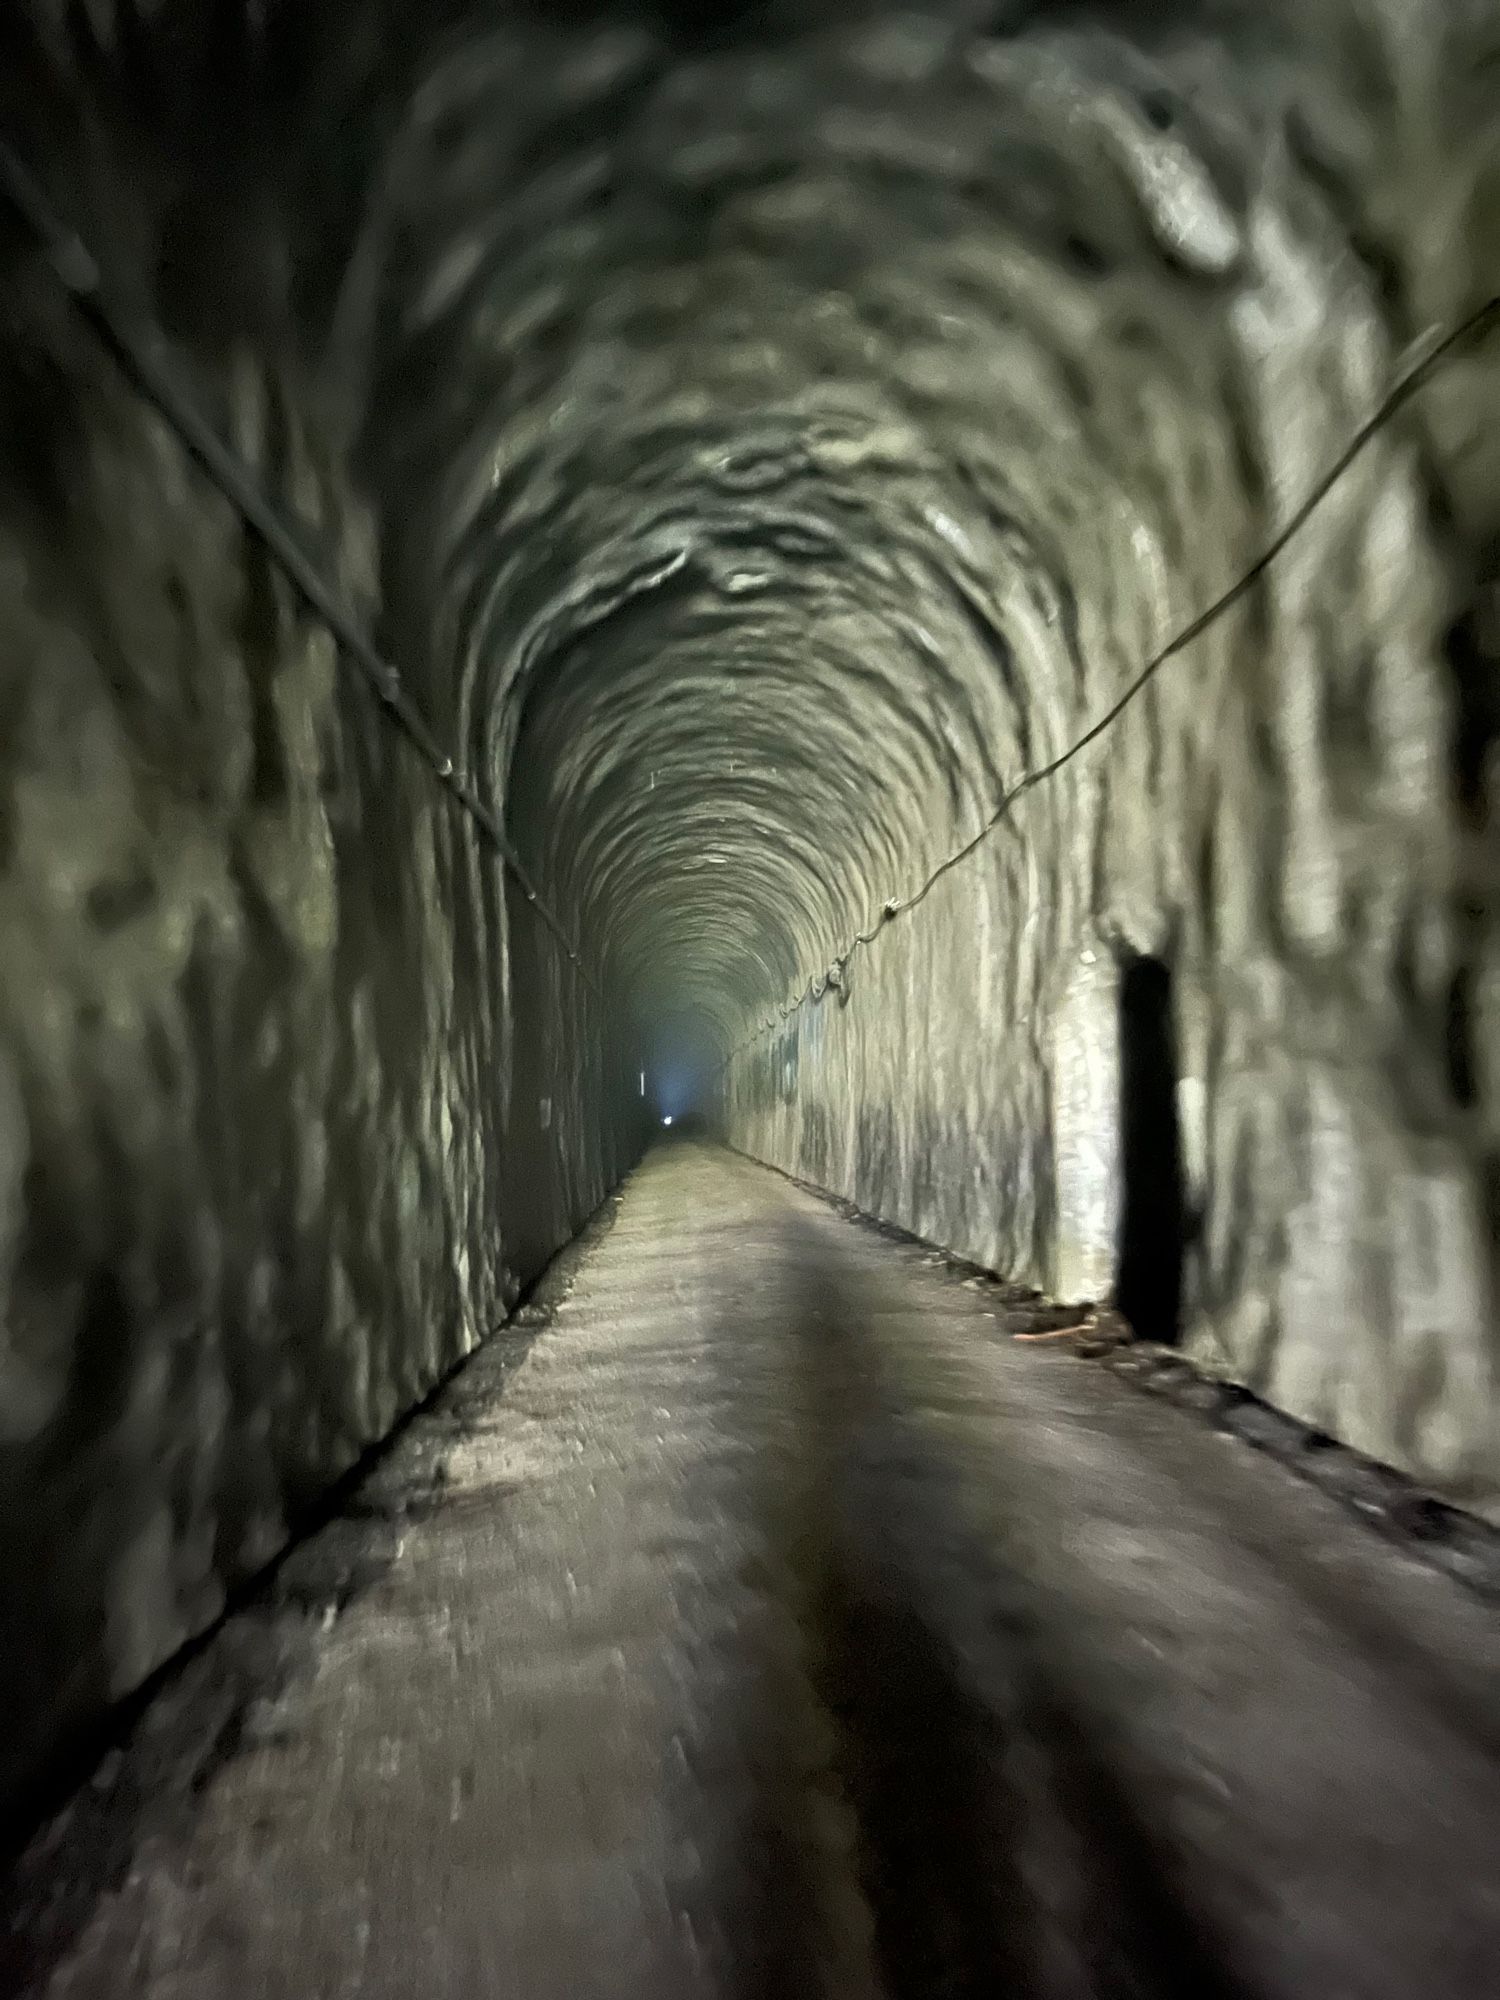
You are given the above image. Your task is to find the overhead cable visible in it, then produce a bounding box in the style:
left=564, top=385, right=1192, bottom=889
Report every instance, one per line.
left=4, top=136, right=1495, bottom=1041
left=730, top=290, right=1500, bottom=1057
left=0, top=138, right=601, bottom=997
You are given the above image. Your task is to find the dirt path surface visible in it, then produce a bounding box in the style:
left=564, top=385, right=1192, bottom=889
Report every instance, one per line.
left=10, top=1140, right=1500, bottom=1997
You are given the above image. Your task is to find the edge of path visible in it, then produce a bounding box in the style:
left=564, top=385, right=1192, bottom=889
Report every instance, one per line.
left=0, top=1162, right=643, bottom=1991
left=721, top=1141, right=1500, bottom=1607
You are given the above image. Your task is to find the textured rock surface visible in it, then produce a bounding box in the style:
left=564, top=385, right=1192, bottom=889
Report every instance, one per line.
left=2, top=0, right=1500, bottom=1826
left=700, top=6, right=1500, bottom=1503
left=0, top=4, right=638, bottom=1821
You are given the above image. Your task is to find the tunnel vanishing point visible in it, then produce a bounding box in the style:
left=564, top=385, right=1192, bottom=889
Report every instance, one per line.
left=4, top=0, right=1500, bottom=1980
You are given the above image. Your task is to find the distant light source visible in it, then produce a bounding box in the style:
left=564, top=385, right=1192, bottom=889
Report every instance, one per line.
left=663, top=1115, right=674, bottom=1127
left=639, top=1070, right=645, bottom=1097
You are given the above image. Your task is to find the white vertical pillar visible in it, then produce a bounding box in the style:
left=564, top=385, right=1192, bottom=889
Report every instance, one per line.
left=1049, top=946, right=1121, bottom=1303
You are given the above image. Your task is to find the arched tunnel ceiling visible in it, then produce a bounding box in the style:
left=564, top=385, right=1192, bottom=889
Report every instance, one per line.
left=5, top=0, right=1500, bottom=1832
left=327, top=0, right=1498, bottom=1066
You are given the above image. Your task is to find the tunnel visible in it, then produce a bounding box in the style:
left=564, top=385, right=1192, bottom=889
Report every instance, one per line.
left=3, top=0, right=1500, bottom=1990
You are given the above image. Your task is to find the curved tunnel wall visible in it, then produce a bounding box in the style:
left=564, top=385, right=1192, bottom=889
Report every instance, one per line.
left=1, top=0, right=1499, bottom=1819
left=701, top=7, right=1500, bottom=1504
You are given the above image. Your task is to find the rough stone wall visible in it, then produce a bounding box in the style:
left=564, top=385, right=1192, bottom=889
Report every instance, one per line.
left=0, top=6, right=633, bottom=1822
left=5, top=0, right=1500, bottom=1833
left=714, top=4, right=1500, bottom=1511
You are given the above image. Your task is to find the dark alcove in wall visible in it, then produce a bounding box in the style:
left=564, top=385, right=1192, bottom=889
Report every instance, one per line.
left=1115, top=954, right=1186, bottom=1343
